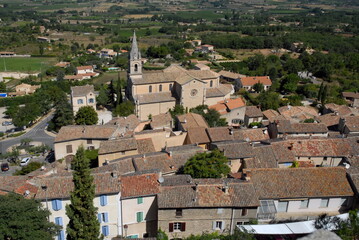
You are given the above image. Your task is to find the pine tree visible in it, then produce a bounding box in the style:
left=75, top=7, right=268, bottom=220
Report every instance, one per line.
left=318, top=82, right=324, bottom=102
left=51, top=100, right=74, bottom=132
left=66, top=146, right=102, bottom=240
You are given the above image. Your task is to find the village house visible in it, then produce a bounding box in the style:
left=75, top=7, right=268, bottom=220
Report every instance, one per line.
left=54, top=125, right=121, bottom=162
left=244, top=106, right=263, bottom=127
left=9, top=83, right=40, bottom=97
left=157, top=175, right=259, bottom=239
left=218, top=70, right=246, bottom=83
left=246, top=167, right=354, bottom=222
left=55, top=62, right=70, bottom=68
left=98, top=137, right=155, bottom=166
left=323, top=103, right=359, bottom=117
left=0, top=51, right=15, bottom=57
left=271, top=106, right=319, bottom=123
left=176, top=112, right=209, bottom=132
left=105, top=114, right=142, bottom=135
left=209, top=97, right=246, bottom=126
left=70, top=85, right=97, bottom=114
left=120, top=172, right=160, bottom=238
left=98, top=48, right=118, bottom=58
left=236, top=76, right=272, bottom=92
left=339, top=116, right=359, bottom=135
left=150, top=113, right=173, bottom=130
left=126, top=32, right=232, bottom=120
left=268, top=120, right=328, bottom=139
left=342, top=92, right=359, bottom=107
left=206, top=127, right=269, bottom=143
left=193, top=63, right=210, bottom=71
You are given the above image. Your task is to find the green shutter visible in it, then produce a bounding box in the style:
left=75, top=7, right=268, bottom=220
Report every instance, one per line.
left=137, top=197, right=143, bottom=204
left=136, top=212, right=144, bottom=222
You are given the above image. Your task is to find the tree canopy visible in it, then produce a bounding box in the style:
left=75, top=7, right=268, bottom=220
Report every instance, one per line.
left=75, top=106, right=98, bottom=125
left=190, top=105, right=227, bottom=127
left=0, top=193, right=60, bottom=240
left=184, top=149, right=230, bottom=178
left=66, top=146, right=101, bottom=239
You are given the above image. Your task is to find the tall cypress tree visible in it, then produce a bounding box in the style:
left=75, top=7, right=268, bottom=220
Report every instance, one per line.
left=66, top=146, right=101, bottom=240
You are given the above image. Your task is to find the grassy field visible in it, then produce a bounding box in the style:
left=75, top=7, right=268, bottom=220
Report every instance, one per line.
left=0, top=57, right=57, bottom=73
left=92, top=71, right=127, bottom=86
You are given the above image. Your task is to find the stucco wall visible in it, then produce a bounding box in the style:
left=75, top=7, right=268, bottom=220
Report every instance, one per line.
left=72, top=92, right=96, bottom=114
left=98, top=149, right=139, bottom=166
left=122, top=196, right=158, bottom=238
left=180, top=80, right=206, bottom=110
left=42, top=193, right=121, bottom=240
left=134, top=82, right=173, bottom=95
left=137, top=101, right=175, bottom=121
left=158, top=207, right=257, bottom=239
left=54, top=139, right=103, bottom=160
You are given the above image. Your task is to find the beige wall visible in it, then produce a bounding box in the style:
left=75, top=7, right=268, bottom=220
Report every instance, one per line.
left=277, top=132, right=328, bottom=138
left=42, top=193, right=121, bottom=240
left=98, top=149, right=139, bottom=166
left=134, top=82, right=173, bottom=95
left=137, top=101, right=175, bottom=121
left=55, top=139, right=103, bottom=160
left=72, top=92, right=96, bottom=114
left=244, top=116, right=263, bottom=126
left=224, top=107, right=246, bottom=126
left=297, top=156, right=343, bottom=167
left=180, top=80, right=206, bottom=109
left=202, top=78, right=219, bottom=88
left=135, top=131, right=167, bottom=151
left=205, top=94, right=231, bottom=106
left=122, top=196, right=158, bottom=238
left=158, top=207, right=257, bottom=239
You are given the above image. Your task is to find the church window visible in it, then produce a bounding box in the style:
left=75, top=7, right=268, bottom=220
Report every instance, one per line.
left=159, top=85, right=162, bottom=92
left=149, top=85, right=152, bottom=93
left=134, top=64, right=138, bottom=72
left=210, top=80, right=213, bottom=87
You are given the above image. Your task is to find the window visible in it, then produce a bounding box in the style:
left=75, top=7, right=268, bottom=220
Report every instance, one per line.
left=241, top=208, right=248, bottom=216
left=87, top=146, right=95, bottom=150
left=300, top=199, right=309, bottom=208
left=320, top=198, right=329, bottom=208
left=176, top=208, right=183, bottom=217
left=149, top=85, right=152, bottom=93
left=210, top=80, right=213, bottom=87
left=87, top=139, right=92, bottom=144
left=52, top=199, right=62, bottom=211
left=55, top=217, right=63, bottom=226
left=100, top=195, right=108, bottom=206
left=89, top=98, right=94, bottom=104
left=77, top=99, right=83, bottom=104
left=102, top=225, right=109, bottom=236
left=169, top=222, right=186, bottom=232
left=277, top=201, right=288, bottom=212
left=98, top=212, right=109, bottom=223
left=159, top=84, right=162, bottom=92
left=137, top=197, right=143, bottom=204
left=169, top=84, right=173, bottom=90
left=136, top=212, right=144, bottom=223
left=236, top=222, right=244, bottom=227
left=213, top=221, right=224, bottom=230
left=57, top=231, right=65, bottom=240
left=134, top=64, right=138, bottom=72
left=66, top=145, right=73, bottom=154
left=340, top=198, right=347, bottom=207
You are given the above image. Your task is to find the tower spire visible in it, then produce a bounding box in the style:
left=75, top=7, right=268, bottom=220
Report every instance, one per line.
left=130, top=31, right=141, bottom=60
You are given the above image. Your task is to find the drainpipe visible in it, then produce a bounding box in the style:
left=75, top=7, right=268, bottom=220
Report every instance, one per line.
left=230, top=208, right=235, bottom=235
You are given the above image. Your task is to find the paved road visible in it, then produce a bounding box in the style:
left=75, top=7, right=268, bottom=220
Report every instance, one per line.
left=0, top=114, right=55, bottom=154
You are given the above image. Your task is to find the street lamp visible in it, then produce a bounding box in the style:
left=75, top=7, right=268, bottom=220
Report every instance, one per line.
left=41, top=185, right=49, bottom=220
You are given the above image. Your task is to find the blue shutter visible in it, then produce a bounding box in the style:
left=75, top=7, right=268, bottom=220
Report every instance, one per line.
left=52, top=200, right=57, bottom=211
left=104, top=212, right=109, bottom=223
left=98, top=213, right=102, bottom=223
left=102, top=225, right=109, bottom=236
left=58, top=230, right=65, bottom=240
left=55, top=217, right=63, bottom=226
left=100, top=195, right=107, bottom=206
left=57, top=200, right=62, bottom=210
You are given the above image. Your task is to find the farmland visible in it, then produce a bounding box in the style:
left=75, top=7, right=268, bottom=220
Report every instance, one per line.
left=0, top=57, right=57, bottom=73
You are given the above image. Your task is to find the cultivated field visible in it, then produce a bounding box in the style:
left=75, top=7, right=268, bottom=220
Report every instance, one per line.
left=0, top=57, right=57, bottom=73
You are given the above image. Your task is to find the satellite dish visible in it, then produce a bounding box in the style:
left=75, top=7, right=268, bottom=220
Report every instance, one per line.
left=158, top=177, right=164, bottom=183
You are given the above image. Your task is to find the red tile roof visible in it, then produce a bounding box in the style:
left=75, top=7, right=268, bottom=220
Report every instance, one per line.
left=121, top=172, right=160, bottom=198
left=240, top=76, right=272, bottom=86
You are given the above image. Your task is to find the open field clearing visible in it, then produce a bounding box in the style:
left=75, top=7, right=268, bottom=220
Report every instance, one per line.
left=0, top=57, right=57, bottom=73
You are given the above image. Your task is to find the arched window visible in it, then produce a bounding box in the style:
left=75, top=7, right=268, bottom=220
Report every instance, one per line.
left=210, top=80, right=213, bottom=87
left=149, top=85, right=152, bottom=93
left=89, top=98, right=94, bottom=103
left=169, top=84, right=173, bottom=90
left=77, top=99, right=83, bottom=104
left=134, top=64, right=138, bottom=72
left=159, top=84, right=162, bottom=92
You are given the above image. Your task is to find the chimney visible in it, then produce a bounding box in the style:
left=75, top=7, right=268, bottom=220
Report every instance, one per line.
left=111, top=172, right=118, bottom=178
left=242, top=169, right=251, bottom=181
left=193, top=183, right=199, bottom=192
left=229, top=128, right=233, bottom=135
left=288, top=143, right=294, bottom=150
left=82, top=127, right=86, bottom=133
left=24, top=190, right=30, bottom=197
left=222, top=183, right=229, bottom=194
left=169, top=151, right=173, bottom=157
left=104, top=160, right=109, bottom=166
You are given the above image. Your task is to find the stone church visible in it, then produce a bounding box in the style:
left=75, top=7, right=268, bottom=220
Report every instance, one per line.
left=126, top=32, right=233, bottom=120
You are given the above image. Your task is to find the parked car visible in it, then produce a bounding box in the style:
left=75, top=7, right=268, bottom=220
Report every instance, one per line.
left=2, top=121, right=12, bottom=126
left=20, top=157, right=31, bottom=166
left=1, top=162, right=9, bottom=172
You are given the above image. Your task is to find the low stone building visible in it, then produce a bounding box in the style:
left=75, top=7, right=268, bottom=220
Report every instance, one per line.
left=244, top=106, right=263, bottom=127
left=71, top=85, right=97, bottom=114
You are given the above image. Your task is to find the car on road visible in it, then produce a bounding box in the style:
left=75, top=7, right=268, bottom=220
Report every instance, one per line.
left=20, top=157, right=31, bottom=166
left=1, top=162, right=9, bottom=172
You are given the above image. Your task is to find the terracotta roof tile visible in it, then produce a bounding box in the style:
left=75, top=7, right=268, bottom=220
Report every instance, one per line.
left=218, top=70, right=246, bottom=80
left=150, top=113, right=172, bottom=129
left=136, top=138, right=156, bottom=154
left=245, top=106, right=263, bottom=118
left=55, top=125, right=119, bottom=142
left=121, top=172, right=160, bottom=198
left=98, top=137, right=138, bottom=155
left=206, top=84, right=233, bottom=98
left=177, top=113, right=209, bottom=131
left=343, top=116, right=359, bottom=132
left=249, top=167, right=354, bottom=199
left=276, top=121, right=328, bottom=134
left=186, top=127, right=210, bottom=144
left=240, top=76, right=272, bottom=86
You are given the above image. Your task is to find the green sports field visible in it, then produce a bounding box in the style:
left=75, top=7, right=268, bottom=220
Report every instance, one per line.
left=0, top=57, right=57, bottom=73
